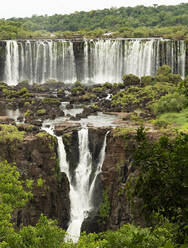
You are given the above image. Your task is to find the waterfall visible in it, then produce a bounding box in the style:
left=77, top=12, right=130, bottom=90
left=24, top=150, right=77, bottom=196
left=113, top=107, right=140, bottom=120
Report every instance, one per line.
left=4, top=40, right=19, bottom=85
left=4, top=40, right=77, bottom=85
left=3, top=38, right=186, bottom=85
left=42, top=123, right=108, bottom=242
left=123, top=39, right=155, bottom=77
left=88, top=131, right=109, bottom=202
left=65, top=127, right=108, bottom=242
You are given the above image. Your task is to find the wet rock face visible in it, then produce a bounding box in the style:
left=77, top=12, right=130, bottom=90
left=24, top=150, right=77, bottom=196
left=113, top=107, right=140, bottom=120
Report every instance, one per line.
left=186, top=42, right=188, bottom=76
left=72, top=41, right=85, bottom=82
left=63, top=130, right=80, bottom=176
left=88, top=128, right=108, bottom=169
left=98, top=132, right=146, bottom=232
left=0, top=131, right=70, bottom=230
left=0, top=41, right=6, bottom=81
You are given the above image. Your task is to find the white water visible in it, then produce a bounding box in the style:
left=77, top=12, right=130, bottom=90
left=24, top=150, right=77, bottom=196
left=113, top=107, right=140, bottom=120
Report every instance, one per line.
left=66, top=128, right=93, bottom=242
left=3, top=38, right=186, bottom=85
left=4, top=40, right=19, bottom=85
left=4, top=40, right=77, bottom=85
left=66, top=127, right=108, bottom=242
left=42, top=122, right=108, bottom=242
left=88, top=131, right=109, bottom=202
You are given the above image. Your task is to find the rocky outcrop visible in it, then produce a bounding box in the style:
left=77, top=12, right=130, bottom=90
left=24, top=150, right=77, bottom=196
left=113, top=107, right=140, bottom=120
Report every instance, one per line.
left=62, top=129, right=80, bottom=176
left=0, top=128, right=70, bottom=230
left=101, top=131, right=146, bottom=231
left=82, top=128, right=147, bottom=233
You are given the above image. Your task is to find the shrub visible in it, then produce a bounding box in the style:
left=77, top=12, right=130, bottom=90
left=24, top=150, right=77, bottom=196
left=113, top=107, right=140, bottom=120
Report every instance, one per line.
left=24, top=110, right=32, bottom=117
left=24, top=101, right=30, bottom=107
left=74, top=81, right=82, bottom=87
left=122, top=74, right=140, bottom=87
left=103, top=82, right=112, bottom=89
left=82, top=92, right=97, bottom=101
left=141, top=75, right=155, bottom=86
left=37, top=108, right=46, bottom=115
left=17, top=87, right=28, bottom=95
left=150, top=92, right=188, bottom=116
left=42, top=97, right=61, bottom=105
left=168, top=73, right=182, bottom=85
left=92, top=87, right=103, bottom=93
left=155, top=74, right=169, bottom=82
left=0, top=124, right=25, bottom=142
left=71, top=86, right=85, bottom=96
left=157, top=65, right=171, bottom=76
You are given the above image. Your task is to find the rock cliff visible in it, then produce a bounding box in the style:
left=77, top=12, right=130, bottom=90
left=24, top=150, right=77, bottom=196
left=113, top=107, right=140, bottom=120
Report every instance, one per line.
left=0, top=127, right=70, bottom=230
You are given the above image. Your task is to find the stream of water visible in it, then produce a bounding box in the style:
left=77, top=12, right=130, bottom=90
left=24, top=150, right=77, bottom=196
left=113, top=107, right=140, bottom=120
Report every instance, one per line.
left=42, top=123, right=108, bottom=242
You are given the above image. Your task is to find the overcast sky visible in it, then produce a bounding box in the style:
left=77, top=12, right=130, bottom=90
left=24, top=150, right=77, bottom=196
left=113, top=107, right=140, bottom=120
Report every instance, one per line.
left=0, top=0, right=187, bottom=19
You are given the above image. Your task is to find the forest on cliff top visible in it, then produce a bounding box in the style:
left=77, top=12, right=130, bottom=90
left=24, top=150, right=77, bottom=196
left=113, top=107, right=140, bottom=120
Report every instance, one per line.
left=0, top=3, right=188, bottom=39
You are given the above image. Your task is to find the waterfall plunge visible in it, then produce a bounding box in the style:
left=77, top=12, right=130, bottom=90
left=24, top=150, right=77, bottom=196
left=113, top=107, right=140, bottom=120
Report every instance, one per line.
left=66, top=128, right=108, bottom=242
left=42, top=123, right=108, bottom=242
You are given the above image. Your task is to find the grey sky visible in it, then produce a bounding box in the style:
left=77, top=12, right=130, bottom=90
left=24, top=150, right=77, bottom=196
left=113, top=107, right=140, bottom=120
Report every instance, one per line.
left=0, top=0, right=187, bottom=19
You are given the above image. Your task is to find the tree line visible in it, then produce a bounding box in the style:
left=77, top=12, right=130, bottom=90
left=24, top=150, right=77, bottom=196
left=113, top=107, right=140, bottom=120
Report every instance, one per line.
left=0, top=3, right=188, bottom=39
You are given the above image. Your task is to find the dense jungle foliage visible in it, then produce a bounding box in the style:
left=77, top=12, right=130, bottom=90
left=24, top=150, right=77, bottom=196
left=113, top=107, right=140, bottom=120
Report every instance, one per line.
left=0, top=3, right=188, bottom=39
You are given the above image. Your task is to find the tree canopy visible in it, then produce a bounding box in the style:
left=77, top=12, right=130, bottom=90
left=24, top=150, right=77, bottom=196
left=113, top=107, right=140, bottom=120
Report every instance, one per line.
left=0, top=3, right=188, bottom=39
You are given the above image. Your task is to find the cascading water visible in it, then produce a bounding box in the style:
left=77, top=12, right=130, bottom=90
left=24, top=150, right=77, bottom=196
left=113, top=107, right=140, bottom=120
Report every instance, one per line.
left=4, top=40, right=77, bottom=85
left=2, top=38, right=186, bottom=85
left=42, top=123, right=108, bottom=242
left=4, top=40, right=19, bottom=84
left=66, top=127, right=108, bottom=242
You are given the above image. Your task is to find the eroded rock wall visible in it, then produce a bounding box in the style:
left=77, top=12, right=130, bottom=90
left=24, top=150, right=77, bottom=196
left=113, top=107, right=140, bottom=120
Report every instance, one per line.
left=0, top=131, right=70, bottom=230
left=101, top=131, right=146, bottom=231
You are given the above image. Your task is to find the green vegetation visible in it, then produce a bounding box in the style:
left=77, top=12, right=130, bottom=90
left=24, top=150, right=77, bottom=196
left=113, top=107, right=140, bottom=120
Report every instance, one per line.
left=62, top=133, right=72, bottom=147
left=122, top=74, right=140, bottom=87
left=99, top=189, right=110, bottom=224
left=127, top=128, right=188, bottom=242
left=156, top=109, right=188, bottom=131
left=37, top=108, right=46, bottom=116
left=0, top=161, right=184, bottom=247
left=113, top=127, right=134, bottom=137
left=92, top=87, right=103, bottom=93
left=0, top=124, right=25, bottom=142
left=42, top=97, right=61, bottom=105
left=111, top=65, right=184, bottom=119
left=71, top=86, right=85, bottom=96
left=112, top=83, right=175, bottom=110
left=0, top=161, right=32, bottom=245
left=1, top=85, right=33, bottom=100
left=150, top=92, right=188, bottom=116
left=0, top=3, right=187, bottom=39
left=82, top=92, right=97, bottom=101
left=0, top=20, right=31, bottom=39
left=37, top=177, right=44, bottom=187
left=24, top=109, right=32, bottom=117
left=36, top=131, right=49, bottom=138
